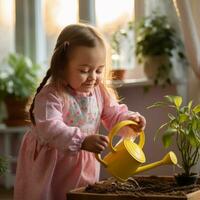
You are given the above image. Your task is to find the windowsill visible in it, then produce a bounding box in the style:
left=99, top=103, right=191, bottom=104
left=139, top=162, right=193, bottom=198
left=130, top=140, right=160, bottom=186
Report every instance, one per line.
left=108, top=78, right=153, bottom=88
left=108, top=68, right=154, bottom=88
left=107, top=67, right=186, bottom=88
left=108, top=77, right=186, bottom=88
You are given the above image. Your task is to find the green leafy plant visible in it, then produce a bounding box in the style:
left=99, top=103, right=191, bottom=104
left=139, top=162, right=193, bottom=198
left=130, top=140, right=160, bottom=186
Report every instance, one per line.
left=0, top=53, right=41, bottom=101
left=148, top=95, right=200, bottom=176
left=110, top=21, right=134, bottom=69
left=135, top=13, right=186, bottom=86
left=0, top=156, right=7, bottom=176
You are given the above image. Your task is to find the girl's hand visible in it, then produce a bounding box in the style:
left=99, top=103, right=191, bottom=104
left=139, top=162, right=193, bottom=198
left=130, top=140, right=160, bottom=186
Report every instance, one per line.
left=128, top=112, right=146, bottom=133
left=81, top=134, right=109, bottom=153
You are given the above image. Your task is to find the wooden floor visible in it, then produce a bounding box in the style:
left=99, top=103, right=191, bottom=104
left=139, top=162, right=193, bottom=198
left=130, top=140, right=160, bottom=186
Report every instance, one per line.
left=0, top=187, right=13, bottom=200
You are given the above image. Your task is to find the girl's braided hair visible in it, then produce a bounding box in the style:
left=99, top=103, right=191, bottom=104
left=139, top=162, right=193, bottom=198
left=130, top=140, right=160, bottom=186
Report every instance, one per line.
left=29, top=23, right=107, bottom=125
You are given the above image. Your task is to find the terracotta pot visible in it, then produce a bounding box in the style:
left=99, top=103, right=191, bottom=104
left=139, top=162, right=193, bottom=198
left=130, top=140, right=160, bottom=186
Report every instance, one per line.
left=4, top=96, right=30, bottom=126
left=111, top=69, right=126, bottom=80
left=144, top=55, right=170, bottom=79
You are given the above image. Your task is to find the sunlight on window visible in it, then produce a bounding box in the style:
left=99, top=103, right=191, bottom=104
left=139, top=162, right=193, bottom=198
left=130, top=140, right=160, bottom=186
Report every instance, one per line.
left=0, top=0, right=15, bottom=29
left=0, top=0, right=15, bottom=61
left=96, top=0, right=134, bottom=31
left=95, top=0, right=135, bottom=70
left=42, top=0, right=78, bottom=36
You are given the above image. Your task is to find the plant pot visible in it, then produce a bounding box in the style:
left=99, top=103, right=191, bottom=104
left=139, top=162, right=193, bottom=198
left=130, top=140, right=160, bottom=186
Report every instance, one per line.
left=4, top=96, right=30, bottom=126
left=174, top=173, right=199, bottom=186
left=144, top=55, right=170, bottom=80
left=111, top=69, right=126, bottom=80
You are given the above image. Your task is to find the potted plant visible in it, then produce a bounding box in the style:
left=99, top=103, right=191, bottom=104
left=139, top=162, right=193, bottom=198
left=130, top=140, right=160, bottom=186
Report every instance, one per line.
left=0, top=53, right=41, bottom=126
left=135, top=13, right=186, bottom=86
left=148, top=95, right=200, bottom=186
left=0, top=156, right=7, bottom=176
left=110, top=21, right=134, bottom=80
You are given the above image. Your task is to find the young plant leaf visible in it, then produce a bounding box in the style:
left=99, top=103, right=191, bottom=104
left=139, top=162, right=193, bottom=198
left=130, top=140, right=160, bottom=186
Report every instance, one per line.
left=164, top=95, right=174, bottom=103
left=188, top=100, right=193, bottom=111
left=193, top=105, right=200, bottom=114
left=153, top=122, right=169, bottom=141
left=188, top=131, right=200, bottom=147
left=147, top=101, right=167, bottom=109
left=162, top=128, right=175, bottom=148
left=174, top=96, right=182, bottom=108
left=179, top=113, right=188, bottom=123
left=168, top=113, right=175, bottom=120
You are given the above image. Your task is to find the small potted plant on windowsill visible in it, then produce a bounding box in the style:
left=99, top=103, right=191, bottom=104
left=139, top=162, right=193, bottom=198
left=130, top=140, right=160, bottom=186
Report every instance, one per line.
left=148, top=95, right=200, bottom=186
left=110, top=21, right=134, bottom=80
left=110, top=54, right=126, bottom=81
left=135, top=12, right=186, bottom=86
left=0, top=53, right=41, bottom=126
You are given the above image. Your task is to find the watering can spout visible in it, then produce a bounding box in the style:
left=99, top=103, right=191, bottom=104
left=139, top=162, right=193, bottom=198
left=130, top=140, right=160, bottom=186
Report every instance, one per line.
left=133, top=151, right=178, bottom=175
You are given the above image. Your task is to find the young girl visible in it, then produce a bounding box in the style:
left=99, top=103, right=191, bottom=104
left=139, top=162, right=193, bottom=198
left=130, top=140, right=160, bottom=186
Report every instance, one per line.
left=14, top=23, right=146, bottom=200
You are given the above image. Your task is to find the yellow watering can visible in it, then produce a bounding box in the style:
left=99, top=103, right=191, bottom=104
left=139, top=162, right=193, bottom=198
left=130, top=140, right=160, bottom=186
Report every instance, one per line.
left=95, top=120, right=178, bottom=182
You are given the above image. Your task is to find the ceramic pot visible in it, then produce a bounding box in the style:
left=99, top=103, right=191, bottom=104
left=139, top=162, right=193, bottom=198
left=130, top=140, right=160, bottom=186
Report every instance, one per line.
left=174, top=173, right=199, bottom=186
left=144, top=55, right=170, bottom=79
left=111, top=69, right=126, bottom=80
left=4, top=96, right=30, bottom=126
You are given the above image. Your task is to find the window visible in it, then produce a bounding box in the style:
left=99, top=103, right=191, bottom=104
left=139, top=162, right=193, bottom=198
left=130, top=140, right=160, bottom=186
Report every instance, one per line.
left=95, top=0, right=135, bottom=70
left=42, top=0, right=78, bottom=61
left=95, top=0, right=134, bottom=27
left=0, top=0, right=144, bottom=77
left=0, top=0, right=15, bottom=61
left=42, top=0, right=137, bottom=70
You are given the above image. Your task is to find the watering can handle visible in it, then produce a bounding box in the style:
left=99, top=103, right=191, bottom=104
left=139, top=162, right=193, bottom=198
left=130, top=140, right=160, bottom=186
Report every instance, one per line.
left=108, top=120, right=145, bottom=152
left=95, top=120, right=145, bottom=167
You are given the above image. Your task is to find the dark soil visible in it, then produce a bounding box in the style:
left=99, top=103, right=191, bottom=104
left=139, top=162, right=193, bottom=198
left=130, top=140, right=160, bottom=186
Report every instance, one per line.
left=85, top=176, right=200, bottom=197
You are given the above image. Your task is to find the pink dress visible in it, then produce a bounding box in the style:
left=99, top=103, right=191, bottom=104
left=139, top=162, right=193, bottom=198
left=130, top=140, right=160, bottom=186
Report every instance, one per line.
left=14, top=84, right=137, bottom=200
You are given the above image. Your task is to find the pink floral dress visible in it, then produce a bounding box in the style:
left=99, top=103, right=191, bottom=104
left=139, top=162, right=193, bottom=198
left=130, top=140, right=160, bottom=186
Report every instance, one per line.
left=14, top=84, right=137, bottom=200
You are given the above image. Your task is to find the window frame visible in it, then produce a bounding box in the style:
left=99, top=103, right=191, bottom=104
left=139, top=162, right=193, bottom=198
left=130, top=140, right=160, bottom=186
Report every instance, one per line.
left=14, top=0, right=145, bottom=70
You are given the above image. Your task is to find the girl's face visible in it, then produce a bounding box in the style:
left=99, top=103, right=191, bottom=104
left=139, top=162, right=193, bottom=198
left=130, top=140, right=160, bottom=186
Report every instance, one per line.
left=65, top=45, right=106, bottom=93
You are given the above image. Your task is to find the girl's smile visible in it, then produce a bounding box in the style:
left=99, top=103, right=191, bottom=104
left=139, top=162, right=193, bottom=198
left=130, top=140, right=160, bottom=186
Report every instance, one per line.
left=66, top=46, right=106, bottom=94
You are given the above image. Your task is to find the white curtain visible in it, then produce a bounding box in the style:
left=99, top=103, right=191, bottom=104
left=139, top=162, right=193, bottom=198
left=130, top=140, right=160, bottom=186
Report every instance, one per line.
left=173, top=0, right=200, bottom=77
left=172, top=0, right=200, bottom=103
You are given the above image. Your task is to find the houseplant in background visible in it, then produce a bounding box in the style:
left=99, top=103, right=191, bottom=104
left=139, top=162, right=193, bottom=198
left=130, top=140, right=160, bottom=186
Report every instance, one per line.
left=0, top=53, right=41, bottom=126
left=0, top=156, right=7, bottom=176
left=148, top=95, right=200, bottom=186
left=110, top=21, right=134, bottom=80
left=135, top=13, right=186, bottom=86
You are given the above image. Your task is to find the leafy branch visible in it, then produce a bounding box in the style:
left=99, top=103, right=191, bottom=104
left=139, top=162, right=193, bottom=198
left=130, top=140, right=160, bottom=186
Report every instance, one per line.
left=148, top=95, right=200, bottom=176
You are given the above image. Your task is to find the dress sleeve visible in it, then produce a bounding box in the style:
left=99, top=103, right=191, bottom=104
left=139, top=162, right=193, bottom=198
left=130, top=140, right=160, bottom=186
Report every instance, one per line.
left=100, top=84, right=137, bottom=136
left=33, top=87, right=87, bottom=152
